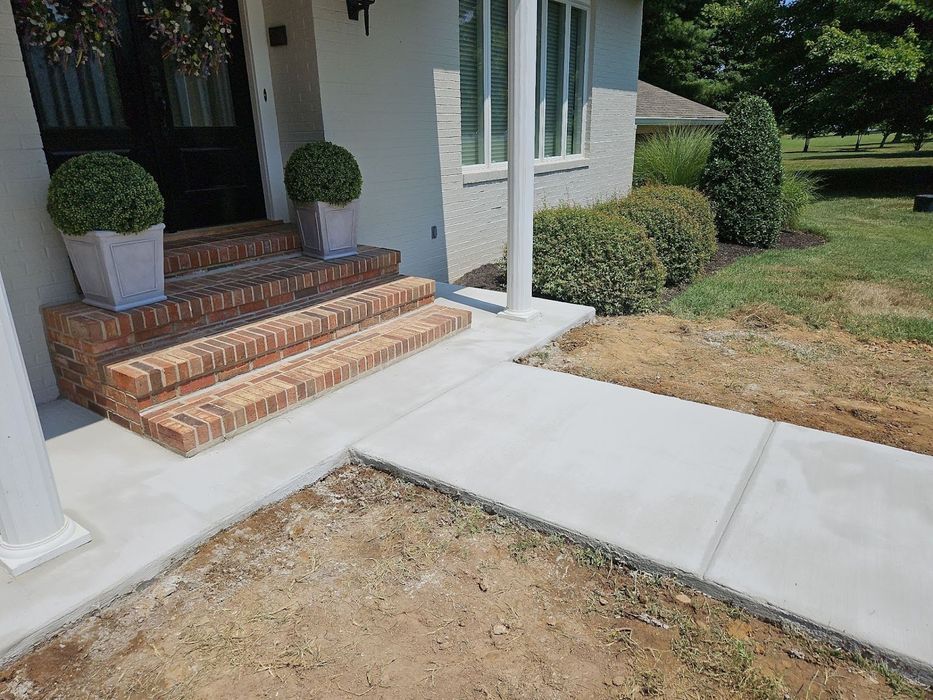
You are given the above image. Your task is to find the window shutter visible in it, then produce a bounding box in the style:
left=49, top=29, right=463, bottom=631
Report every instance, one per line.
left=543, top=0, right=565, bottom=158
left=459, top=0, right=483, bottom=166
left=490, top=0, right=509, bottom=163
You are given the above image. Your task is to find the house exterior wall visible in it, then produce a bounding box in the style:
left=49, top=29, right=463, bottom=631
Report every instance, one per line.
left=307, top=0, right=643, bottom=281
left=0, top=4, right=77, bottom=404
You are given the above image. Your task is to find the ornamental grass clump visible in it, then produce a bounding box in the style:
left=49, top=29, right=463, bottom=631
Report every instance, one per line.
left=702, top=94, right=783, bottom=247
left=599, top=191, right=703, bottom=285
left=627, top=184, right=717, bottom=267
left=285, top=142, right=362, bottom=206
left=633, top=127, right=714, bottom=188
left=780, top=168, right=821, bottom=229
left=47, top=153, right=164, bottom=236
left=532, top=207, right=665, bottom=315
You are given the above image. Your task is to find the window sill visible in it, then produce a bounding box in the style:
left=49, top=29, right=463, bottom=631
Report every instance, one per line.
left=462, top=157, right=589, bottom=185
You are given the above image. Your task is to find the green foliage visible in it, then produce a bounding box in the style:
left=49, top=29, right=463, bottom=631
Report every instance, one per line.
left=284, top=141, right=362, bottom=206
left=599, top=191, right=704, bottom=285
left=629, top=184, right=718, bottom=266
left=633, top=127, right=714, bottom=189
left=779, top=169, right=821, bottom=228
left=532, top=207, right=666, bottom=315
left=703, top=95, right=783, bottom=247
left=47, top=153, right=164, bottom=236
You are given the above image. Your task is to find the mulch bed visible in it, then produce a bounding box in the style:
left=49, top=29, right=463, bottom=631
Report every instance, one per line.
left=454, top=229, right=826, bottom=301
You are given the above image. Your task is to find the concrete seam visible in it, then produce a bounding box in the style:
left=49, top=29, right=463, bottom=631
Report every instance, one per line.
left=698, top=421, right=777, bottom=578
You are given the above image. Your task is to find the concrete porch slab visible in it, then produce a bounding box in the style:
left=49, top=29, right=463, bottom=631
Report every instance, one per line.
left=0, top=287, right=594, bottom=664
left=705, top=422, right=933, bottom=673
left=353, top=362, right=774, bottom=576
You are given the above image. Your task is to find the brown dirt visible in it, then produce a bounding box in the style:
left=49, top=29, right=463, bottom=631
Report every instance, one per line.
left=2, top=467, right=929, bottom=700
left=521, top=308, right=933, bottom=455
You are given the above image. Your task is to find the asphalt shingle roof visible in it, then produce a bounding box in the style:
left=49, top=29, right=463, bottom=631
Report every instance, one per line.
left=636, top=81, right=727, bottom=124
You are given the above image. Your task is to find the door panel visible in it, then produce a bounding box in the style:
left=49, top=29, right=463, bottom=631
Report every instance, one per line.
left=17, top=0, right=266, bottom=232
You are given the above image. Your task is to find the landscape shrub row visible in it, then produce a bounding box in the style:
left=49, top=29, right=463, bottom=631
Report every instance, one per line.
left=532, top=185, right=717, bottom=315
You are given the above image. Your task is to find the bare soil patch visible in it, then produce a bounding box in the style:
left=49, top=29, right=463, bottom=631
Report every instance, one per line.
left=2, top=467, right=929, bottom=699
left=522, top=308, right=932, bottom=455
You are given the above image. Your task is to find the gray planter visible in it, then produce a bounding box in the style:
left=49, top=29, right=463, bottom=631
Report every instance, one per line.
left=294, top=200, right=360, bottom=260
left=61, top=224, right=166, bottom=311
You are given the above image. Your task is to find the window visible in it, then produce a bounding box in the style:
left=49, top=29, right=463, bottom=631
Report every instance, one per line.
left=459, top=0, right=589, bottom=168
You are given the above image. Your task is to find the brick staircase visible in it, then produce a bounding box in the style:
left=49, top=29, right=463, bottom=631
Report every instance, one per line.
left=43, top=223, right=471, bottom=456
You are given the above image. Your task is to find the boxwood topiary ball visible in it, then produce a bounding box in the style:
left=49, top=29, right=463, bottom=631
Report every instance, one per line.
left=284, top=142, right=363, bottom=206
left=47, top=153, right=165, bottom=236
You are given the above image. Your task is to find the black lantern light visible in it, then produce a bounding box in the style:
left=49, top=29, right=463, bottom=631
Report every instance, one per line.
left=346, top=0, right=376, bottom=36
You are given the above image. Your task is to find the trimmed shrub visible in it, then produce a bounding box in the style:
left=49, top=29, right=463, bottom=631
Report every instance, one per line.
left=599, top=193, right=702, bottom=285
left=780, top=168, right=821, bottom=229
left=633, top=126, right=713, bottom=188
left=532, top=207, right=665, bottom=315
left=284, top=141, right=362, bottom=205
left=702, top=94, right=783, bottom=247
left=47, top=153, right=164, bottom=236
left=627, top=185, right=717, bottom=267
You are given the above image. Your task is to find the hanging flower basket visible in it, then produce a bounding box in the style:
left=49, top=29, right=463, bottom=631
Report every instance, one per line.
left=142, top=0, right=234, bottom=77
left=13, top=0, right=120, bottom=67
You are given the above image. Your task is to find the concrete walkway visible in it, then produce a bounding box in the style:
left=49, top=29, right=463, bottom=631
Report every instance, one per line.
left=2, top=285, right=931, bottom=682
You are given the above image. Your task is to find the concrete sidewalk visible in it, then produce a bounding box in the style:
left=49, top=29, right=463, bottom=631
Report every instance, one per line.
left=353, top=362, right=933, bottom=678
left=2, top=284, right=931, bottom=683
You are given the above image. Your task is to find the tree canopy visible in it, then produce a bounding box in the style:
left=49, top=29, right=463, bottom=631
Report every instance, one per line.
left=639, top=0, right=933, bottom=147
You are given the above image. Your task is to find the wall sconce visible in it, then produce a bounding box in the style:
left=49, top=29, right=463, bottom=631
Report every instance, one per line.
left=346, top=0, right=376, bottom=36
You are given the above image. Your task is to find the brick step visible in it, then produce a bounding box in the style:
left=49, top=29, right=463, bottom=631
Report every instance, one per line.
left=104, top=276, right=436, bottom=408
left=43, top=246, right=400, bottom=357
left=164, top=224, right=301, bottom=277
left=142, top=304, right=472, bottom=456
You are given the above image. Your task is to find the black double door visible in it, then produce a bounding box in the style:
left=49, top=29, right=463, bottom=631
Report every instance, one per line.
left=18, top=0, right=266, bottom=231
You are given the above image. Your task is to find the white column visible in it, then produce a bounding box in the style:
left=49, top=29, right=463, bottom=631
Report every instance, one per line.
left=500, top=0, right=541, bottom=321
left=0, top=271, right=90, bottom=576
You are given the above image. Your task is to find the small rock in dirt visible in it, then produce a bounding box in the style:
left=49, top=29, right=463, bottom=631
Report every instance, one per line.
left=478, top=579, right=489, bottom=592
left=635, top=613, right=670, bottom=630
left=674, top=593, right=692, bottom=605
left=611, top=676, right=626, bottom=687
left=491, top=623, right=509, bottom=636
left=598, top=596, right=609, bottom=606
left=546, top=616, right=557, bottom=627
left=787, top=648, right=807, bottom=661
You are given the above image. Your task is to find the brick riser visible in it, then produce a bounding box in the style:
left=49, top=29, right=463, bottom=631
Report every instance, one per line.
left=104, top=278, right=437, bottom=414
left=164, top=226, right=300, bottom=277
left=144, top=305, right=472, bottom=456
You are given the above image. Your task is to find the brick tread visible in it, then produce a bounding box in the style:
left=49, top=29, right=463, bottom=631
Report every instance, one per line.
left=43, top=246, right=400, bottom=350
left=164, top=225, right=300, bottom=276
left=106, top=276, right=436, bottom=401
left=143, top=305, right=471, bottom=456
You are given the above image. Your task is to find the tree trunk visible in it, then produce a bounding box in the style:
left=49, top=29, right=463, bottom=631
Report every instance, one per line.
left=854, top=132, right=862, bottom=151
left=914, top=134, right=925, bottom=152
left=892, top=132, right=903, bottom=144
left=879, top=132, right=890, bottom=148
left=803, top=135, right=811, bottom=153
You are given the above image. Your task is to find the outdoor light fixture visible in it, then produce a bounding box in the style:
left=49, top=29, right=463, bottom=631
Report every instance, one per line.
left=346, top=0, right=375, bottom=35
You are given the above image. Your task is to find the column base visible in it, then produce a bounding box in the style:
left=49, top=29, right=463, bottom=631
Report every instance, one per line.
left=498, top=308, right=542, bottom=322
left=0, top=517, right=91, bottom=577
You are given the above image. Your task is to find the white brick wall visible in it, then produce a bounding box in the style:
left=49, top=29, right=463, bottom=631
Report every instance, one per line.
left=0, top=4, right=77, bottom=404
left=306, top=0, right=643, bottom=280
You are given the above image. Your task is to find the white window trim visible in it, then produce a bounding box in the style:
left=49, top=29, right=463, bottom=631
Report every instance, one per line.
left=462, top=0, right=591, bottom=175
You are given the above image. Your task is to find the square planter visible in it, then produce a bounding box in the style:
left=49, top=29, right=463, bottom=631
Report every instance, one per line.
left=61, top=224, right=167, bottom=311
left=294, top=200, right=360, bottom=260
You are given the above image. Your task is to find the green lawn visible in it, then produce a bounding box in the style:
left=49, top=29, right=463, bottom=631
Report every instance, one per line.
left=669, top=197, right=933, bottom=342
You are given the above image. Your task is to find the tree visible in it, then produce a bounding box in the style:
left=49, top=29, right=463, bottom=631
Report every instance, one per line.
left=702, top=95, right=783, bottom=248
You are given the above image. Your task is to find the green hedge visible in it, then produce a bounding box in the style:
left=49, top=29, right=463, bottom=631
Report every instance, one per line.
left=47, top=153, right=164, bottom=236
left=702, top=94, right=783, bottom=247
left=629, top=185, right=717, bottom=266
left=284, top=141, right=362, bottom=206
left=533, top=207, right=665, bottom=315
left=600, top=190, right=704, bottom=285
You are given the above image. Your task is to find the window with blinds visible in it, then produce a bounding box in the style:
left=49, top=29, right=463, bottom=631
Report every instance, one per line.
left=459, top=0, right=588, bottom=169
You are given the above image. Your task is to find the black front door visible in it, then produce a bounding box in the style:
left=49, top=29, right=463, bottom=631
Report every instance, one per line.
left=17, top=0, right=266, bottom=231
